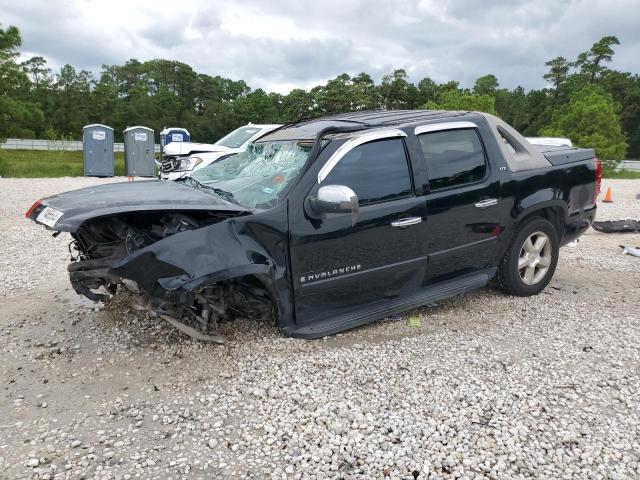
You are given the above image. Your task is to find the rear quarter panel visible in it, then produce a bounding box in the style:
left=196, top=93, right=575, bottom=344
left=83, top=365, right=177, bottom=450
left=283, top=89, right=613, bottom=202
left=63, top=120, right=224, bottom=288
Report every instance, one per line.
left=500, top=159, right=596, bottom=247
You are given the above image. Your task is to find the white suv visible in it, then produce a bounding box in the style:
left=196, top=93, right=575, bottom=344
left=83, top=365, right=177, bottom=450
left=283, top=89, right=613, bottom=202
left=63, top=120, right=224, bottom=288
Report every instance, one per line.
left=160, top=124, right=281, bottom=180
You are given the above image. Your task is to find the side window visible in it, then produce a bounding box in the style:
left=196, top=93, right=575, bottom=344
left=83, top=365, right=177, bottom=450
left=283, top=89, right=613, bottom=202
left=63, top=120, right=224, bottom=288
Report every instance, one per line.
left=322, top=138, right=412, bottom=205
left=418, top=129, right=487, bottom=190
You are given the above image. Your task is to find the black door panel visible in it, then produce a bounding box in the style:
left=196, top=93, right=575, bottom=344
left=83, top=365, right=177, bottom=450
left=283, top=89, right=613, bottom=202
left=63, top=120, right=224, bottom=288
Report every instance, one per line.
left=291, top=196, right=427, bottom=323
left=417, top=128, right=504, bottom=283
left=290, top=137, right=428, bottom=325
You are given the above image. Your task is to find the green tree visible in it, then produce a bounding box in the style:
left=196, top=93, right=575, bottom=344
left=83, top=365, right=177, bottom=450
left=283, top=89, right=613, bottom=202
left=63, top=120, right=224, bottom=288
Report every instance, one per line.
left=19, top=56, right=52, bottom=137
left=416, top=77, right=438, bottom=105
left=92, top=65, right=120, bottom=131
left=495, top=86, right=529, bottom=131
left=425, top=89, right=496, bottom=114
left=310, top=73, right=380, bottom=115
left=574, top=35, right=620, bottom=83
left=48, top=64, right=94, bottom=136
left=541, top=85, right=627, bottom=165
left=438, top=81, right=461, bottom=98
left=351, top=73, right=380, bottom=110
left=22, top=56, right=52, bottom=88
left=543, top=56, right=571, bottom=99
left=233, top=89, right=280, bottom=124
left=473, top=74, right=499, bottom=97
left=189, top=100, right=236, bottom=141
left=521, top=89, right=553, bottom=136
left=599, top=70, right=640, bottom=157
left=0, top=25, right=44, bottom=139
left=379, top=69, right=418, bottom=109
left=313, top=73, right=356, bottom=114
left=281, top=88, right=315, bottom=121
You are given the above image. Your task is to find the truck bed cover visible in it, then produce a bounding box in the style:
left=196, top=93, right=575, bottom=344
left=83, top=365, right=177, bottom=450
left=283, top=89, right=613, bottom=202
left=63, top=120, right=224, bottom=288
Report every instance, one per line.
left=534, top=146, right=595, bottom=166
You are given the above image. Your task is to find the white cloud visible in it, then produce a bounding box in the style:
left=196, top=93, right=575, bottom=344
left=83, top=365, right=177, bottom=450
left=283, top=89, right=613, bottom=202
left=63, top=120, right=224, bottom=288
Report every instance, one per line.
left=218, top=6, right=325, bottom=41
left=3, top=0, right=639, bottom=93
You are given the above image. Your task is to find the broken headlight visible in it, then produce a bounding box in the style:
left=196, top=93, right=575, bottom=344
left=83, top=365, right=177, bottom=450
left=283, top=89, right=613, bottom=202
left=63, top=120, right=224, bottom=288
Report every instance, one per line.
left=176, top=156, right=203, bottom=172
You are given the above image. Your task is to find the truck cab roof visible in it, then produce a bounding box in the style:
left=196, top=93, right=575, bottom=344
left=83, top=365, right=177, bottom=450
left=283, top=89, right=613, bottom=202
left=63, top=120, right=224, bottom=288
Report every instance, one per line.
left=258, top=110, right=470, bottom=142
left=259, top=109, right=561, bottom=173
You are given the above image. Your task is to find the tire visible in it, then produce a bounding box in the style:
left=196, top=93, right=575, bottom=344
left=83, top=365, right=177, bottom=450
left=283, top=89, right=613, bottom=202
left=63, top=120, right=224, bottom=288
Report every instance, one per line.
left=497, top=217, right=559, bottom=296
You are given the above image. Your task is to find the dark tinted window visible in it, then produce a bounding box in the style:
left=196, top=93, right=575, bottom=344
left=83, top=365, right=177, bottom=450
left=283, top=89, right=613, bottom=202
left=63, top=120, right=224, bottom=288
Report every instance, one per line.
left=322, top=138, right=412, bottom=205
left=418, top=129, right=487, bottom=190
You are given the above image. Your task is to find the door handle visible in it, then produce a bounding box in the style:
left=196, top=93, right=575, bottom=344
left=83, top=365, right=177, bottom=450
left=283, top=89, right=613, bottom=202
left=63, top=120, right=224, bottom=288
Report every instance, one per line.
left=391, top=216, right=422, bottom=228
left=474, top=198, right=498, bottom=209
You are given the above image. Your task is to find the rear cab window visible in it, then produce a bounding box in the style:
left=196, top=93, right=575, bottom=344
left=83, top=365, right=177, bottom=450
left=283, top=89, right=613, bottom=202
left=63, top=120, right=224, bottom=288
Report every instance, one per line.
left=321, top=138, right=413, bottom=205
left=417, top=128, right=488, bottom=190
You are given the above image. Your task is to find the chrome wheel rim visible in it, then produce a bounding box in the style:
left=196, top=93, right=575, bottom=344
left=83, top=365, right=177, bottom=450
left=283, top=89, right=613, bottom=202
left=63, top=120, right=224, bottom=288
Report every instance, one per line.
left=518, top=231, right=552, bottom=285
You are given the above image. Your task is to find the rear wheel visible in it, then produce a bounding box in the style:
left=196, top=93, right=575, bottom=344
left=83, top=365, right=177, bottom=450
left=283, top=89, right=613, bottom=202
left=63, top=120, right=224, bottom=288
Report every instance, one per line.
left=497, top=218, right=559, bottom=296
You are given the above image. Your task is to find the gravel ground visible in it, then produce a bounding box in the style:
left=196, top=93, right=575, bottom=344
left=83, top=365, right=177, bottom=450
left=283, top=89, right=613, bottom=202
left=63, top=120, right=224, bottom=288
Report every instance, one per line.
left=1, top=177, right=639, bottom=480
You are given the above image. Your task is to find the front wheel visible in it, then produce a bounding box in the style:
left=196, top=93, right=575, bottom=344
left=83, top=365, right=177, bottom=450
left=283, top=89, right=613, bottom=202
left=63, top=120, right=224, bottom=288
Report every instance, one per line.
left=497, top=218, right=559, bottom=296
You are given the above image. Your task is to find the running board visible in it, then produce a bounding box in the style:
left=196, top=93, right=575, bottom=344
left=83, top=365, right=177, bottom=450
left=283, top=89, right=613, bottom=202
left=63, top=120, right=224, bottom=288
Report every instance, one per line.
left=289, top=269, right=494, bottom=339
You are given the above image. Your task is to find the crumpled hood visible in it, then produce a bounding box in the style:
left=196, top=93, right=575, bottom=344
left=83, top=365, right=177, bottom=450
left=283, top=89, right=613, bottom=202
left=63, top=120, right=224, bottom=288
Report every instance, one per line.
left=34, top=180, right=248, bottom=232
left=110, top=218, right=275, bottom=293
left=163, top=142, right=230, bottom=156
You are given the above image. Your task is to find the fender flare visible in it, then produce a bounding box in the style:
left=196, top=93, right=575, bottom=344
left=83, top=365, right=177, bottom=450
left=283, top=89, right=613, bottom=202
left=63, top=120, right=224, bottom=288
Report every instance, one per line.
left=512, top=190, right=568, bottom=228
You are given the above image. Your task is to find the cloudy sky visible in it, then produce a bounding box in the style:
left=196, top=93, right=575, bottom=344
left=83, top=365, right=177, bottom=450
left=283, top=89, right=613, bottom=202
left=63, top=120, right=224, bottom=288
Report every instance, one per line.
left=3, top=0, right=640, bottom=93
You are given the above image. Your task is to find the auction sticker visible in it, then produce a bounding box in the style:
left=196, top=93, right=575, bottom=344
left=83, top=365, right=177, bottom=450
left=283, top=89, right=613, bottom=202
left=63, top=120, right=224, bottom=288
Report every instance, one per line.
left=36, top=206, right=63, bottom=228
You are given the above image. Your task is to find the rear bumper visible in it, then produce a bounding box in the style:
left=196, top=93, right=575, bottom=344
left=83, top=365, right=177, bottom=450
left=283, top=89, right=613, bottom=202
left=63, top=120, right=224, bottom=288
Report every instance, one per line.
left=561, top=204, right=596, bottom=246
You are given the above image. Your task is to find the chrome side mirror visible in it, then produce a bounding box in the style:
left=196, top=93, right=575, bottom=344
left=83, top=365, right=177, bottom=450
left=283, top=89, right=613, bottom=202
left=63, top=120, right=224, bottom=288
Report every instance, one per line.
left=308, top=185, right=359, bottom=225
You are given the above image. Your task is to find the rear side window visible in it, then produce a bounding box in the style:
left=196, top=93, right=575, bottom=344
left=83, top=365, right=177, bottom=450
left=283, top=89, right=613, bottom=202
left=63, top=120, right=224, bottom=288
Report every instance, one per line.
left=322, top=138, right=412, bottom=205
left=418, top=129, right=487, bottom=190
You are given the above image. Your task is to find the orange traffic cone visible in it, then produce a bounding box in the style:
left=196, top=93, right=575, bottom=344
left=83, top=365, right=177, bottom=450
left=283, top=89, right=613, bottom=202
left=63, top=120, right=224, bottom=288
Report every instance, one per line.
left=603, top=187, right=613, bottom=203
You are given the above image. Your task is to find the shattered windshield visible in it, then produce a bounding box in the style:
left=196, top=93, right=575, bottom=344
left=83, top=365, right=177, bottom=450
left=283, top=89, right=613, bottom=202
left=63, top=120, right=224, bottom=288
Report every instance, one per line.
left=214, top=126, right=263, bottom=148
left=190, top=141, right=311, bottom=208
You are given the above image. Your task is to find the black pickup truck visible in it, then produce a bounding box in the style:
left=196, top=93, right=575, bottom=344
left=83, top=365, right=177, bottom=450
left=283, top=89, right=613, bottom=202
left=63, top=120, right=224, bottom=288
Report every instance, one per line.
left=26, top=110, right=600, bottom=342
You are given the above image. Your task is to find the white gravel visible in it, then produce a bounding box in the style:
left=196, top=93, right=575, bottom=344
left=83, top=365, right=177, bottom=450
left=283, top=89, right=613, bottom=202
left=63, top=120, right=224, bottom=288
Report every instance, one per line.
left=597, top=179, right=640, bottom=220
left=1, top=177, right=639, bottom=479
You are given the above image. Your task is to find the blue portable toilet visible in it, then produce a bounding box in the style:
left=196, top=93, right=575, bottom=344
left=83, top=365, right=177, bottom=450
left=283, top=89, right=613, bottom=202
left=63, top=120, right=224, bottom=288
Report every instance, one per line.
left=160, top=127, right=190, bottom=152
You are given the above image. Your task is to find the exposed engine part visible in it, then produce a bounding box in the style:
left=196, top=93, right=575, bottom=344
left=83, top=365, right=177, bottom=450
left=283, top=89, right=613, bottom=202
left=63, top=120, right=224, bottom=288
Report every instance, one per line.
left=64, top=209, right=273, bottom=343
left=70, top=211, right=230, bottom=261
left=150, top=280, right=274, bottom=342
left=93, top=275, right=275, bottom=343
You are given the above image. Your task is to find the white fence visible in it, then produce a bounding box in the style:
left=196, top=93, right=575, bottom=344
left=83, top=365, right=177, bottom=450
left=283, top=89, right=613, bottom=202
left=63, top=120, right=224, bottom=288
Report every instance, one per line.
left=617, top=160, right=640, bottom=172
left=1, top=138, right=161, bottom=153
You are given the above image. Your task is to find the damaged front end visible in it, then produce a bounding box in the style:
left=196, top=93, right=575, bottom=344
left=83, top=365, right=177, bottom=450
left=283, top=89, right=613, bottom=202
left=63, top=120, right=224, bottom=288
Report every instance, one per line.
left=64, top=210, right=277, bottom=343
left=28, top=139, right=309, bottom=342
